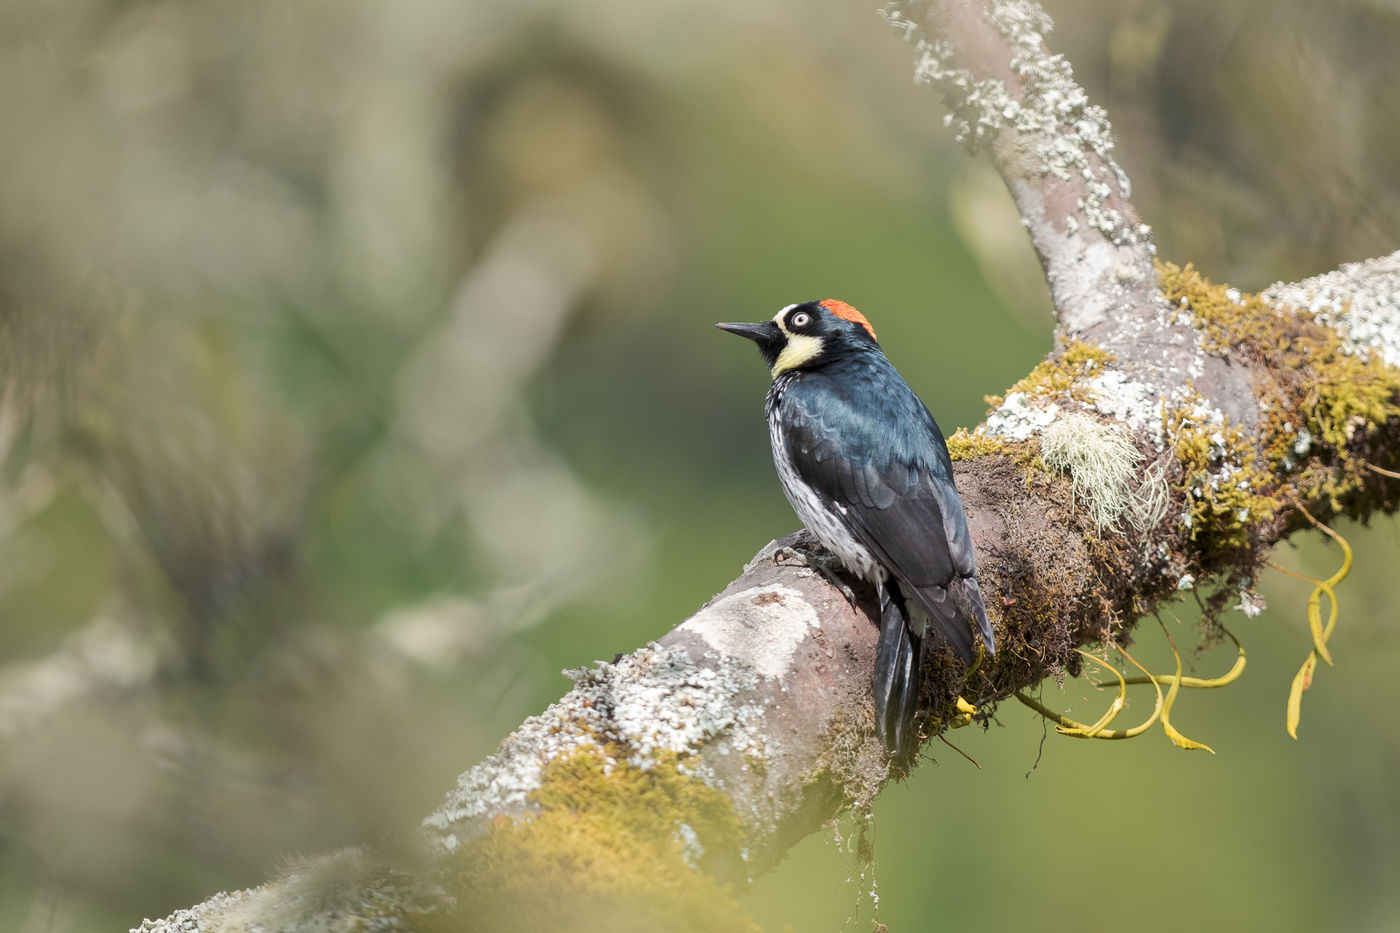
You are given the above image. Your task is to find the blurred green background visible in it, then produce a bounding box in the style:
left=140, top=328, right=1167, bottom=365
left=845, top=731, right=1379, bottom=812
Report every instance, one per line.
left=2, top=0, right=1399, bottom=930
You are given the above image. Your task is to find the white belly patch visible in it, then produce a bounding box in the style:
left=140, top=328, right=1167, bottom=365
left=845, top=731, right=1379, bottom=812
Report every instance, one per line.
left=769, top=419, right=882, bottom=583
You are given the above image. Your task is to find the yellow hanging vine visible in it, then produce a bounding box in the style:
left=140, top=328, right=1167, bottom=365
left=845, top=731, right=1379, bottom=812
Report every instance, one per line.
left=1266, top=506, right=1353, bottom=739
left=1016, top=506, right=1354, bottom=750
left=1015, top=623, right=1242, bottom=753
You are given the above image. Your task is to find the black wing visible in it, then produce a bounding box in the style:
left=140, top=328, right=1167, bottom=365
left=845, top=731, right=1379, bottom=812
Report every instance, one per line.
left=779, top=372, right=993, bottom=662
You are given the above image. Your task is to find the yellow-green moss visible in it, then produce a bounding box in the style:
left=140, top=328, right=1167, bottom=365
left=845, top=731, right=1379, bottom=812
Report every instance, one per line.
left=946, top=426, right=1043, bottom=471
left=1165, top=401, right=1280, bottom=560
left=430, top=745, right=759, bottom=933
left=1157, top=260, right=1267, bottom=356
left=990, top=339, right=1115, bottom=408
left=946, top=427, right=1009, bottom=461
left=1158, top=260, right=1400, bottom=518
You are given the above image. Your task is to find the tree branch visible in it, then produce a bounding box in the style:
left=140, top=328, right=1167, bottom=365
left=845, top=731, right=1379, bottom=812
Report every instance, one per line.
left=883, top=0, right=1156, bottom=335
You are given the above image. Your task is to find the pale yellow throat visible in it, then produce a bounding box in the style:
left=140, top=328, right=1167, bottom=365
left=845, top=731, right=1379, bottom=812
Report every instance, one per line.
left=771, top=333, right=823, bottom=377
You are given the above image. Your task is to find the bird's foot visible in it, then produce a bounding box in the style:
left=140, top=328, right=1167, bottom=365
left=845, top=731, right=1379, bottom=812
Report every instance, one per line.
left=773, top=542, right=858, bottom=606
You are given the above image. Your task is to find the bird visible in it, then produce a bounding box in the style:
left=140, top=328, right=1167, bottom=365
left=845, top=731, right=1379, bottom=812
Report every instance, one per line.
left=717, top=299, right=994, bottom=754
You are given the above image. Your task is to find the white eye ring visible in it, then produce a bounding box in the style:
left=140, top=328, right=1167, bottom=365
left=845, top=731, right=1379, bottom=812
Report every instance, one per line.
left=790, top=311, right=811, bottom=328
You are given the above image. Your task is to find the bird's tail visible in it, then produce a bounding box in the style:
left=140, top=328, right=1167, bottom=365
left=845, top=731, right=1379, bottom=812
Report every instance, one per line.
left=921, top=575, right=995, bottom=664
left=873, top=582, right=922, bottom=755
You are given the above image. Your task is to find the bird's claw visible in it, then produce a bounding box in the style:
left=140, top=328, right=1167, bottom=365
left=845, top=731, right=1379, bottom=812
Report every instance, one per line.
left=773, top=544, right=858, bottom=606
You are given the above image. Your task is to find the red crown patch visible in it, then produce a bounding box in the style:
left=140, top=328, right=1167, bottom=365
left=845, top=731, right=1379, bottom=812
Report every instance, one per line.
left=819, top=299, right=877, bottom=341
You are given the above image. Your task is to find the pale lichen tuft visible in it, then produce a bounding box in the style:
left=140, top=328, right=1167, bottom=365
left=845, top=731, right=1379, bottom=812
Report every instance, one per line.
left=1040, top=412, right=1145, bottom=532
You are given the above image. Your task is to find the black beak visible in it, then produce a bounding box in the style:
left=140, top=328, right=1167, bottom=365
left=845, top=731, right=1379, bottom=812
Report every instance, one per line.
left=715, top=321, right=781, bottom=343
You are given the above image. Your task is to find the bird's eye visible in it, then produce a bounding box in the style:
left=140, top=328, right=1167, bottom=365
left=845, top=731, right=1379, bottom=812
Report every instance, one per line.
left=790, top=311, right=811, bottom=329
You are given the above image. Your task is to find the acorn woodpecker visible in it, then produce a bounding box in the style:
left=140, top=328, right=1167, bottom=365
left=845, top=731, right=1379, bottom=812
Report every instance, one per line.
left=718, top=299, right=994, bottom=753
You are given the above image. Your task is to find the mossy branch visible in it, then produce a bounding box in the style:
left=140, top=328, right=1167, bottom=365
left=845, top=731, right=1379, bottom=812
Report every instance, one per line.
left=132, top=250, right=1400, bottom=932
left=132, top=2, right=1400, bottom=931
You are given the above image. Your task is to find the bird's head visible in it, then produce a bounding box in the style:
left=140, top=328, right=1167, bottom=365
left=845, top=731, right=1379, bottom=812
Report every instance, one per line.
left=716, top=299, right=879, bottom=378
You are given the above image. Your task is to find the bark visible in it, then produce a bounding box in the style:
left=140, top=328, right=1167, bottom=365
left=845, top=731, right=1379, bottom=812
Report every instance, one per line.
left=133, top=2, right=1400, bottom=930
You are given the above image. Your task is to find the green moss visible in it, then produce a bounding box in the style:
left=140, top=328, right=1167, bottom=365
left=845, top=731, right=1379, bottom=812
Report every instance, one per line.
left=1158, top=261, right=1400, bottom=520
left=1165, top=401, right=1280, bottom=561
left=946, top=427, right=1009, bottom=461
left=992, top=339, right=1115, bottom=407
left=945, top=427, right=1042, bottom=471
left=429, top=745, right=759, bottom=933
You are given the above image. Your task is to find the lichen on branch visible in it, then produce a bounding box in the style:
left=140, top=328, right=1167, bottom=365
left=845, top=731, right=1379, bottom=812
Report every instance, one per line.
left=1158, top=260, right=1400, bottom=524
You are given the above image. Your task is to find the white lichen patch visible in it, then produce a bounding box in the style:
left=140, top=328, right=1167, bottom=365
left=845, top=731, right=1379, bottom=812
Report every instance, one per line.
left=131, top=889, right=256, bottom=933
left=675, top=822, right=704, bottom=866
left=1292, top=427, right=1314, bottom=457
left=984, top=391, right=1060, bottom=439
left=598, top=647, right=765, bottom=766
left=679, top=585, right=818, bottom=680
left=986, top=361, right=1208, bottom=454
left=133, top=850, right=427, bottom=932
left=420, top=642, right=762, bottom=852
left=1167, top=392, right=1230, bottom=448
left=1235, top=588, right=1267, bottom=618
left=1272, top=421, right=1316, bottom=474
left=1082, top=369, right=1157, bottom=432
left=1263, top=250, right=1400, bottom=367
